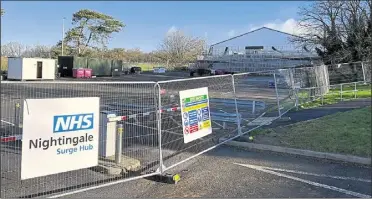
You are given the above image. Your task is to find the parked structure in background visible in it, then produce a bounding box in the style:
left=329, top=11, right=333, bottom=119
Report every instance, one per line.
left=58, top=56, right=123, bottom=77
left=7, top=57, right=56, bottom=81
left=192, top=27, right=321, bottom=73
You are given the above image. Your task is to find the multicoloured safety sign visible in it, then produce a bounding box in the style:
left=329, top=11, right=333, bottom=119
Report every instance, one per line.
left=179, top=87, right=212, bottom=143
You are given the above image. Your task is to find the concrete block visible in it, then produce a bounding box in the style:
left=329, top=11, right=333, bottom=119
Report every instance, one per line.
left=91, top=155, right=141, bottom=175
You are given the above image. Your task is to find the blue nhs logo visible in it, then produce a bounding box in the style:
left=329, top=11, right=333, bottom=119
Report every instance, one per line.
left=53, top=113, right=94, bottom=133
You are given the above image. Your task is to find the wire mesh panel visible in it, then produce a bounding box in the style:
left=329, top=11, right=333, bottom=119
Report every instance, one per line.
left=157, top=75, right=238, bottom=171
left=232, top=72, right=281, bottom=133
left=274, top=69, right=297, bottom=116
left=0, top=81, right=160, bottom=198
left=362, top=61, right=371, bottom=83
left=327, top=62, right=365, bottom=85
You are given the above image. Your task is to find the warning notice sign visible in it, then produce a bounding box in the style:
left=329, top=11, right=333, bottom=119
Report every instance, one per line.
left=179, top=87, right=212, bottom=143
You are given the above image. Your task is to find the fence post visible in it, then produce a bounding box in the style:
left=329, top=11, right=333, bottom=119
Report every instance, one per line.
left=354, top=82, right=357, bottom=99
left=361, top=61, right=367, bottom=84
left=340, top=84, right=343, bottom=101
left=115, top=124, right=123, bottom=164
left=156, top=83, right=165, bottom=174
left=273, top=73, right=281, bottom=118
left=231, top=75, right=242, bottom=136
left=14, top=102, right=21, bottom=128
left=295, top=88, right=299, bottom=110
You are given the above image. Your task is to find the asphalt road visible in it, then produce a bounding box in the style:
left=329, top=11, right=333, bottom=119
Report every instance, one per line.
left=58, top=146, right=371, bottom=198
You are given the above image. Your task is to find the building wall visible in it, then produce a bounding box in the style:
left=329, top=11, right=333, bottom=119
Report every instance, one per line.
left=7, top=58, right=23, bottom=80
left=22, top=58, right=38, bottom=80
left=209, top=27, right=302, bottom=56
left=8, top=58, right=55, bottom=80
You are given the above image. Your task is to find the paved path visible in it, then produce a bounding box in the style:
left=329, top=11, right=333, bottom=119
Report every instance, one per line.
left=267, top=98, right=371, bottom=128
left=59, top=146, right=371, bottom=198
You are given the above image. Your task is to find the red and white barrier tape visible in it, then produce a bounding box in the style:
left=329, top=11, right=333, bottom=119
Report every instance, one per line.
left=110, top=106, right=181, bottom=122
left=1, top=134, right=22, bottom=143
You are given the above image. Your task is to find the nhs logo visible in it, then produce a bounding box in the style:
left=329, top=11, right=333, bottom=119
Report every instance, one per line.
left=53, top=113, right=94, bottom=133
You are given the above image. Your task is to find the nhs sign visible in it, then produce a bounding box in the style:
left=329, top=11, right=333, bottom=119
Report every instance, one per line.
left=53, top=113, right=94, bottom=133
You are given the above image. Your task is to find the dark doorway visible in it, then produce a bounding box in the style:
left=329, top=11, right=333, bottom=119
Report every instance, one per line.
left=37, top=61, right=43, bottom=78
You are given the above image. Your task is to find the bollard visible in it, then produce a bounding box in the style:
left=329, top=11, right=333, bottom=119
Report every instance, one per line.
left=340, top=84, right=343, bottom=101
left=115, top=124, right=123, bottom=164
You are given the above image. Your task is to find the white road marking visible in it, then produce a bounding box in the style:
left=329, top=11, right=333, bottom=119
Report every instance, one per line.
left=1, top=120, right=15, bottom=126
left=234, top=163, right=371, bottom=198
left=260, top=166, right=371, bottom=183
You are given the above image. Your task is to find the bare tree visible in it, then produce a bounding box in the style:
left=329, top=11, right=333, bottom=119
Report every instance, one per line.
left=23, top=44, right=52, bottom=58
left=1, top=42, right=52, bottom=58
left=293, top=0, right=371, bottom=64
left=157, top=30, right=205, bottom=68
left=1, top=42, right=27, bottom=57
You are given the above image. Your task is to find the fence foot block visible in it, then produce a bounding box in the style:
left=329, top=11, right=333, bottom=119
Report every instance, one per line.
left=145, top=173, right=181, bottom=184
left=90, top=155, right=141, bottom=176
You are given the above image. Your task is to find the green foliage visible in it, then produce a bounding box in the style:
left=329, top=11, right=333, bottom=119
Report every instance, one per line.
left=63, top=9, right=125, bottom=56
left=296, top=1, right=371, bottom=64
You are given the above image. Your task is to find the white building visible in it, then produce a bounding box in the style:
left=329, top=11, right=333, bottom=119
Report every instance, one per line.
left=8, top=57, right=56, bottom=80
left=200, top=27, right=321, bottom=72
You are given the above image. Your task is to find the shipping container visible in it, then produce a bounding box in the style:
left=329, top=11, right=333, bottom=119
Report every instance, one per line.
left=88, top=58, right=112, bottom=76
left=111, top=59, right=122, bottom=76
left=58, top=56, right=73, bottom=77
left=58, top=56, right=88, bottom=77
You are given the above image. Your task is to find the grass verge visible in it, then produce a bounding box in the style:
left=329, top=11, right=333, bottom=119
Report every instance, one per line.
left=298, top=83, right=371, bottom=109
left=249, top=106, right=372, bottom=157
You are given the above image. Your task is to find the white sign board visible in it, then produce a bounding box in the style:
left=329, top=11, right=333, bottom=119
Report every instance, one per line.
left=179, top=87, right=212, bottom=143
left=21, top=97, right=100, bottom=180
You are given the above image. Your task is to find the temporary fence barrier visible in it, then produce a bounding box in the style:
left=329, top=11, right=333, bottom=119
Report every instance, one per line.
left=232, top=71, right=286, bottom=133
left=1, top=61, right=370, bottom=197
left=156, top=75, right=240, bottom=172
left=0, top=81, right=161, bottom=198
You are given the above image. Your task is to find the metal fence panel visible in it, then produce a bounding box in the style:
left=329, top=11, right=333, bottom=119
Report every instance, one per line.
left=327, top=62, right=365, bottom=84
left=233, top=72, right=285, bottom=133
left=273, top=70, right=297, bottom=116
left=157, top=75, right=239, bottom=171
left=362, top=61, right=371, bottom=83
left=0, top=81, right=160, bottom=198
